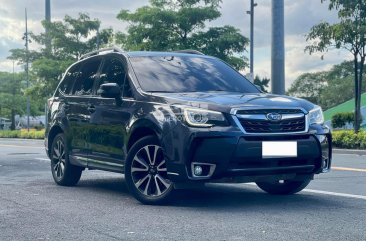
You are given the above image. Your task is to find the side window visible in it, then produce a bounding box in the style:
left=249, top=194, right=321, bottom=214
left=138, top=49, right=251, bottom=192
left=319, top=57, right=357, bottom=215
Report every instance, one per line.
left=98, top=58, right=133, bottom=98
left=98, top=58, right=125, bottom=87
left=72, top=58, right=102, bottom=96
left=56, top=65, right=81, bottom=96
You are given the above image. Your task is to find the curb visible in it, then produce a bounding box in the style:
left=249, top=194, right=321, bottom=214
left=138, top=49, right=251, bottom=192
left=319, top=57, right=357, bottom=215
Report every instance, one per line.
left=333, top=148, right=366, bottom=155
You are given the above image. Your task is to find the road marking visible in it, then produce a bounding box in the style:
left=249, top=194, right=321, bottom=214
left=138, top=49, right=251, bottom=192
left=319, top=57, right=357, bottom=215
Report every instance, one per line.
left=332, top=166, right=366, bottom=173
left=334, top=153, right=365, bottom=156
left=0, top=144, right=43, bottom=149
left=35, top=158, right=50, bottom=162
left=303, top=189, right=366, bottom=201
left=245, top=183, right=366, bottom=201
left=334, top=150, right=366, bottom=156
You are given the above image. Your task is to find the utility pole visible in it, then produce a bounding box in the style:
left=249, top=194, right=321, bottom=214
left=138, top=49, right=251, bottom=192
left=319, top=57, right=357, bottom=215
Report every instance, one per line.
left=247, top=0, right=257, bottom=83
left=97, top=27, right=100, bottom=50
left=271, top=0, right=285, bottom=95
left=45, top=0, right=51, bottom=22
left=24, top=8, right=30, bottom=132
left=45, top=0, right=51, bottom=52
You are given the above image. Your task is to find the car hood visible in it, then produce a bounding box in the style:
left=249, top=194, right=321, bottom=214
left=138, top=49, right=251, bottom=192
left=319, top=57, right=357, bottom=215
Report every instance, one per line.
left=151, top=92, right=315, bottom=113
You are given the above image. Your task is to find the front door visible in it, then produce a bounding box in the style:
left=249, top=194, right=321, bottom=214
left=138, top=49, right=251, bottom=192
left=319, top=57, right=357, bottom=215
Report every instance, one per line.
left=87, top=56, right=135, bottom=172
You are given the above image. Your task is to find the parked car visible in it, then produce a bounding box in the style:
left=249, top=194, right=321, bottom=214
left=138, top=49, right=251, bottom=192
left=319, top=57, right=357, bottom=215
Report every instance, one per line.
left=0, top=118, right=11, bottom=130
left=45, top=47, right=332, bottom=204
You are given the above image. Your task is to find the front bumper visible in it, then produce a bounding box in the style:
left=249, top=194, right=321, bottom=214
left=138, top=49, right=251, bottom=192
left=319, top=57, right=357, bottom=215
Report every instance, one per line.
left=163, top=123, right=332, bottom=184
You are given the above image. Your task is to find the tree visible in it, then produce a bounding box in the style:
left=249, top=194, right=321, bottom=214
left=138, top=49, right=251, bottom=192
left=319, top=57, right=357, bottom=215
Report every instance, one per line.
left=116, top=0, right=248, bottom=69
left=0, top=72, right=28, bottom=129
left=8, top=13, right=113, bottom=102
left=32, top=13, right=104, bottom=59
left=192, top=26, right=248, bottom=69
left=305, top=0, right=366, bottom=132
left=287, top=61, right=358, bottom=109
left=320, top=75, right=354, bottom=109
left=253, top=76, right=270, bottom=93
left=287, top=72, right=327, bottom=105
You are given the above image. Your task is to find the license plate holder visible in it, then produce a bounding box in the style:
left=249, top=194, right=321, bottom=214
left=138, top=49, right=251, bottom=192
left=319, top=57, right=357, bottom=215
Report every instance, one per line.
left=262, top=141, right=297, bottom=158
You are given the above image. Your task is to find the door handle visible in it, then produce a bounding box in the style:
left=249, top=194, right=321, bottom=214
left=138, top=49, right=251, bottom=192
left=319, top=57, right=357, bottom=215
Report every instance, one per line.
left=88, top=105, right=96, bottom=113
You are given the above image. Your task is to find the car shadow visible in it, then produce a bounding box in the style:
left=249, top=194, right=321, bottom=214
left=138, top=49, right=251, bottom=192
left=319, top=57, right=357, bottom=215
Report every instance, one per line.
left=75, top=174, right=343, bottom=210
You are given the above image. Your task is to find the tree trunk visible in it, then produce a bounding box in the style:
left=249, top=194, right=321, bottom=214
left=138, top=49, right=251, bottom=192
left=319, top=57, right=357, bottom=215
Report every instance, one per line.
left=10, top=109, right=15, bottom=130
left=354, top=55, right=360, bottom=132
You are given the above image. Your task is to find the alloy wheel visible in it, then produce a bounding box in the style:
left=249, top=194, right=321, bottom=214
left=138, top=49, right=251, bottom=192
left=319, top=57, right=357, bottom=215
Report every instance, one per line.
left=52, top=138, right=66, bottom=179
left=131, top=145, right=171, bottom=197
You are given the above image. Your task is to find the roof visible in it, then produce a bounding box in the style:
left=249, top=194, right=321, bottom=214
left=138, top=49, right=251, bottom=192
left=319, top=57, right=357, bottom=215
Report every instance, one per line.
left=79, top=46, right=208, bottom=61
left=126, top=51, right=208, bottom=58
left=324, top=92, right=366, bottom=121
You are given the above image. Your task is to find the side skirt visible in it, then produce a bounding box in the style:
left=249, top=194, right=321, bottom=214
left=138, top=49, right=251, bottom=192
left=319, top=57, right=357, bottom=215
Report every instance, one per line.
left=69, top=155, right=124, bottom=174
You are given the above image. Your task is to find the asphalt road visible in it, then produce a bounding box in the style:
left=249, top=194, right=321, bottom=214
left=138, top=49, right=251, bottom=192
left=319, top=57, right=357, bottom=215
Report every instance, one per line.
left=0, top=138, right=365, bottom=241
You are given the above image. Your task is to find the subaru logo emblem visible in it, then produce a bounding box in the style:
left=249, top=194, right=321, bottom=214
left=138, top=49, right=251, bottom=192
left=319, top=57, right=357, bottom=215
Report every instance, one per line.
left=266, top=113, right=282, bottom=121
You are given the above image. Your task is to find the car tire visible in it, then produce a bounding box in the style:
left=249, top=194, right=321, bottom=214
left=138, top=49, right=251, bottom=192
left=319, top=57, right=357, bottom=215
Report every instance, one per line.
left=50, top=133, right=82, bottom=186
left=256, top=179, right=311, bottom=195
left=125, top=136, right=174, bottom=205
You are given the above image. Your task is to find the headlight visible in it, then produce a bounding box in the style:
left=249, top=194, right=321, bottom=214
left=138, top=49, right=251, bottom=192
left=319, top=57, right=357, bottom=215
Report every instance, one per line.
left=173, top=107, right=228, bottom=127
left=309, top=106, right=324, bottom=125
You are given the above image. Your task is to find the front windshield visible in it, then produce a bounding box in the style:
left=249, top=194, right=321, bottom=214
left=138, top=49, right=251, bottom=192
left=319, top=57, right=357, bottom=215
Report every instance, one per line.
left=129, top=55, right=259, bottom=93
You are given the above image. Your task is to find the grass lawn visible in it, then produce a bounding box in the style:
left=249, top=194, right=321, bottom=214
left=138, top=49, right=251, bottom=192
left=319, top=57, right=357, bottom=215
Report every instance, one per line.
left=324, top=92, right=366, bottom=121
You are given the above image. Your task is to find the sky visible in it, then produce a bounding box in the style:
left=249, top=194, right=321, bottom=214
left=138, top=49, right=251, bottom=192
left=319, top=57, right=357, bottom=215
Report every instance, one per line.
left=0, top=0, right=352, bottom=89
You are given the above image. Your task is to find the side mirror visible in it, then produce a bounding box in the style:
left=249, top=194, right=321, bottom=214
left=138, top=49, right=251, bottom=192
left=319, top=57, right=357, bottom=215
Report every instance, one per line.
left=97, top=83, right=121, bottom=99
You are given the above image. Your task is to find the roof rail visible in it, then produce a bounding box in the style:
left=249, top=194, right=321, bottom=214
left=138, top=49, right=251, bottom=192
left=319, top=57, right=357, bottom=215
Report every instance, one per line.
left=173, top=49, right=205, bottom=55
left=79, top=46, right=124, bottom=60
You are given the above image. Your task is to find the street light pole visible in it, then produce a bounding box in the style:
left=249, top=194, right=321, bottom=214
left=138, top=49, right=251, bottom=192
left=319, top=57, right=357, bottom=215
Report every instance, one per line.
left=271, top=0, right=285, bottom=95
left=11, top=61, right=16, bottom=130
left=45, top=0, right=51, bottom=52
left=247, top=0, right=257, bottom=82
left=97, top=27, right=100, bottom=50
left=24, top=8, right=30, bottom=132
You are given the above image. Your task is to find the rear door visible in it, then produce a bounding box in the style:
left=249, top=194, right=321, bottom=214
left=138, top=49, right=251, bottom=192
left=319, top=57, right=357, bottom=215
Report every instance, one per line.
left=87, top=56, right=135, bottom=171
left=66, top=57, right=102, bottom=165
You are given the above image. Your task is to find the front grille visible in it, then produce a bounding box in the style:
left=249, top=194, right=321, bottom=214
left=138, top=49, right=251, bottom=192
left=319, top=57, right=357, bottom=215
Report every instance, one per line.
left=236, top=109, right=303, bottom=115
left=237, top=109, right=306, bottom=134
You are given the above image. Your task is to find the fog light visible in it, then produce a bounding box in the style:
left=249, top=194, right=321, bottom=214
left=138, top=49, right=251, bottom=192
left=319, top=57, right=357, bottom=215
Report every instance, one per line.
left=194, top=165, right=203, bottom=176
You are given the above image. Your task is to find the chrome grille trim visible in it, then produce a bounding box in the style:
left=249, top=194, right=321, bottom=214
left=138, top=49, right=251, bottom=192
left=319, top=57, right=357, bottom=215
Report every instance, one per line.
left=231, top=108, right=309, bottom=135
left=236, top=113, right=304, bottom=121
left=230, top=107, right=308, bottom=115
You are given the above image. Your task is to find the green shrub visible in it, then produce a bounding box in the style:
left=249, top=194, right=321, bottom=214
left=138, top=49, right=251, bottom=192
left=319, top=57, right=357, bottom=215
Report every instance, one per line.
left=332, top=130, right=366, bottom=149
left=34, top=125, right=44, bottom=131
left=332, top=112, right=364, bottom=129
left=0, top=130, right=20, bottom=138
left=0, top=129, right=45, bottom=139
left=331, top=112, right=358, bottom=129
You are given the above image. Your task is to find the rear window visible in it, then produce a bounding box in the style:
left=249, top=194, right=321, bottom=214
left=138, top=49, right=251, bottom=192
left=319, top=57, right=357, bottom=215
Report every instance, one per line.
left=56, top=64, right=82, bottom=96
left=129, top=55, right=259, bottom=93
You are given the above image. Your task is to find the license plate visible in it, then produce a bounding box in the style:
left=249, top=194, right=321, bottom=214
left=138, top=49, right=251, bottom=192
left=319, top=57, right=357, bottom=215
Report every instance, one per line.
left=262, top=141, right=297, bottom=158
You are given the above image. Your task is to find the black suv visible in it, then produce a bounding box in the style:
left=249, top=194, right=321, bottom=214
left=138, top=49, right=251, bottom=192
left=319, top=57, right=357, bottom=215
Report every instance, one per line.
left=45, top=47, right=332, bottom=204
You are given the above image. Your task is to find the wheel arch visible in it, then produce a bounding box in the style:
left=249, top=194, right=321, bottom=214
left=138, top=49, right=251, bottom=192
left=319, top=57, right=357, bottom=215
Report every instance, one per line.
left=127, top=120, right=161, bottom=151
left=47, top=125, right=64, bottom=156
